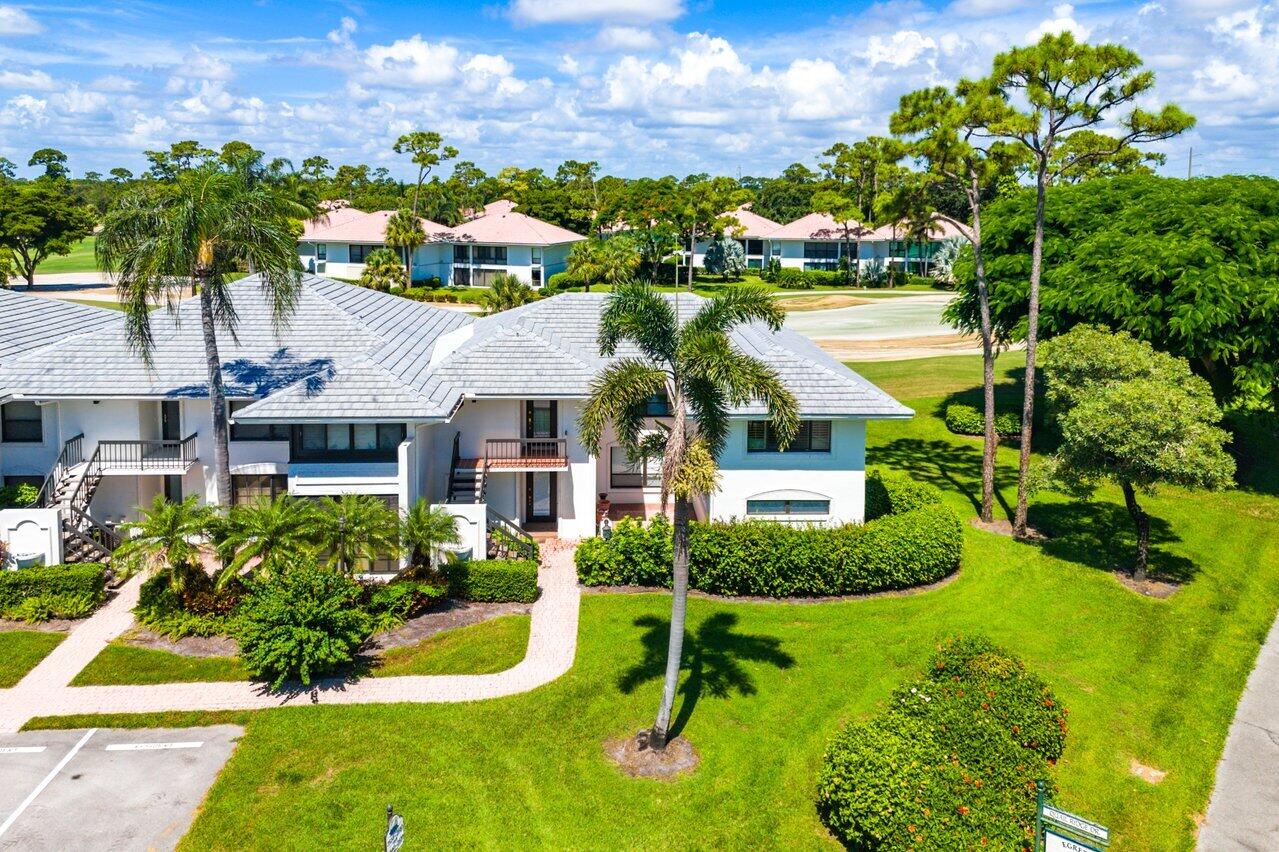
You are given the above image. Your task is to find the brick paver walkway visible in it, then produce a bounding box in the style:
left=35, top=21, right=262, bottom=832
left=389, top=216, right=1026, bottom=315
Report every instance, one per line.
left=0, top=542, right=580, bottom=732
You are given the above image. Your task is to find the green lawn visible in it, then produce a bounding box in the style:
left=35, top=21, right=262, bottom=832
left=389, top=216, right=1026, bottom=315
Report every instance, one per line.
left=0, top=631, right=64, bottom=687
left=37, top=354, right=1279, bottom=850
left=34, top=236, right=97, bottom=274
left=69, top=614, right=532, bottom=686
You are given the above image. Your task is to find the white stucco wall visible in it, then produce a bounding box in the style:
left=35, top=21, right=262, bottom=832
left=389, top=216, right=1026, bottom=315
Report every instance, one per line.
left=0, top=401, right=59, bottom=480
left=708, top=417, right=867, bottom=525
left=0, top=508, right=63, bottom=567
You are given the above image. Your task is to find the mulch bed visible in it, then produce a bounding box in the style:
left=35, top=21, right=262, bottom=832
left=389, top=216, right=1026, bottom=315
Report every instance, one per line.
left=119, top=598, right=532, bottom=659
left=581, top=571, right=959, bottom=606
left=1114, top=573, right=1179, bottom=599
left=0, top=617, right=76, bottom=633
left=969, top=516, right=1048, bottom=540
left=604, top=733, right=700, bottom=780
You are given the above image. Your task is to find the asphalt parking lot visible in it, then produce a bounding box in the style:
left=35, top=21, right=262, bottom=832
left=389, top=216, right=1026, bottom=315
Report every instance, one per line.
left=0, top=726, right=242, bottom=851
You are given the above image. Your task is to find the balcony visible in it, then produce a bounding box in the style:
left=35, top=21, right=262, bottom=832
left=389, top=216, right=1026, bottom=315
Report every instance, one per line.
left=484, top=438, right=568, bottom=471
left=96, top=435, right=199, bottom=475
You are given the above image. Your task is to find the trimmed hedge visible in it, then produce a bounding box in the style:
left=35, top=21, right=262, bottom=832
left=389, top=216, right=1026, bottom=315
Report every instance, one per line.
left=575, top=470, right=961, bottom=597
left=442, top=559, right=540, bottom=603
left=816, top=637, right=1068, bottom=850
left=0, top=482, right=39, bottom=509
left=0, top=563, right=106, bottom=611
left=944, top=402, right=1022, bottom=438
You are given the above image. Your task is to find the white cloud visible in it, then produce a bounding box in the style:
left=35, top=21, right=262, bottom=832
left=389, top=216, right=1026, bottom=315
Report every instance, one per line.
left=863, top=31, right=938, bottom=67
left=595, top=26, right=661, bottom=51
left=510, top=0, right=684, bottom=25
left=2, top=93, right=47, bottom=127
left=361, top=36, right=460, bottom=87
left=1026, top=3, right=1091, bottom=40
left=0, top=68, right=55, bottom=90
left=90, top=74, right=137, bottom=93
left=0, top=5, right=40, bottom=36
left=558, top=53, right=581, bottom=75
left=1191, top=59, right=1260, bottom=99
left=51, top=86, right=108, bottom=115
left=328, top=16, right=357, bottom=49
left=171, top=48, right=235, bottom=83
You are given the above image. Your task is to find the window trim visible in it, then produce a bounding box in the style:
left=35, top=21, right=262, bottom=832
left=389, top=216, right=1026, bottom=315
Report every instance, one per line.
left=229, top=401, right=289, bottom=442
left=231, top=473, right=289, bottom=506
left=1, top=401, right=42, bottom=444
left=746, top=420, right=832, bottom=454
left=289, top=423, right=406, bottom=463
left=609, top=445, right=662, bottom=490
left=746, top=498, right=831, bottom=516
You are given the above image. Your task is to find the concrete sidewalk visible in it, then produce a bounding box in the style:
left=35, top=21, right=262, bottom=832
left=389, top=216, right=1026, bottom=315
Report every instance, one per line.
left=1199, top=614, right=1279, bottom=850
left=0, top=542, right=581, bottom=732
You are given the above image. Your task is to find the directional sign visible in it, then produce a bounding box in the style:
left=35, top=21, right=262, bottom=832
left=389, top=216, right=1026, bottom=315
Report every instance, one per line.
left=1043, top=805, right=1109, bottom=844
left=1045, top=829, right=1104, bottom=852
left=385, top=813, right=405, bottom=852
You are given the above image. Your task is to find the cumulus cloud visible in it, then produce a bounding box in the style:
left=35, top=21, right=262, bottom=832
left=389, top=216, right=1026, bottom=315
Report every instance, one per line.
left=90, top=74, right=138, bottom=93
left=1026, top=3, right=1091, bottom=40
left=595, top=26, right=661, bottom=51
left=2, top=93, right=47, bottom=127
left=0, top=5, right=40, bottom=36
left=863, top=31, right=938, bottom=67
left=510, top=0, right=684, bottom=25
left=0, top=68, right=55, bottom=90
left=361, top=36, right=461, bottom=87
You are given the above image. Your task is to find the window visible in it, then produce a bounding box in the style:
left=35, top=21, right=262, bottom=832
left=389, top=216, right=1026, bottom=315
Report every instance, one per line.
left=3, top=475, right=43, bottom=488
left=610, top=446, right=662, bottom=489
left=531, top=246, right=543, bottom=265
left=472, top=245, right=507, bottom=265
left=746, top=498, right=830, bottom=516
left=291, top=423, right=406, bottom=462
left=771, top=244, right=781, bottom=257
left=643, top=393, right=670, bottom=417
left=453, top=244, right=470, bottom=263
left=1, top=401, right=42, bottom=443
left=229, top=401, right=288, bottom=441
left=231, top=474, right=288, bottom=506
left=316, top=244, right=327, bottom=261
left=531, top=267, right=542, bottom=286
left=349, top=244, right=380, bottom=264
left=745, top=239, right=765, bottom=256
left=746, top=420, right=832, bottom=453
left=528, top=400, right=555, bottom=438
left=803, top=241, right=839, bottom=260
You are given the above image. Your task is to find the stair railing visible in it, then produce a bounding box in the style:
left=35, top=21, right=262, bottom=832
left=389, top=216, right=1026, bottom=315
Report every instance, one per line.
left=485, top=504, right=538, bottom=561
left=33, top=433, right=84, bottom=508
left=63, top=443, right=120, bottom=556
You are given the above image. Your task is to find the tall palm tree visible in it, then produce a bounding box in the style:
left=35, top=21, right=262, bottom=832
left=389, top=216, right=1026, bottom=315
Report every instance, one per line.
left=580, top=283, right=799, bottom=750
left=315, top=493, right=401, bottom=574
left=480, top=272, right=538, bottom=315
left=96, top=164, right=306, bottom=506
left=385, top=208, right=424, bottom=285
left=566, top=239, right=604, bottom=292
left=113, top=495, right=215, bottom=594
left=215, top=494, right=320, bottom=588
left=401, top=499, right=461, bottom=571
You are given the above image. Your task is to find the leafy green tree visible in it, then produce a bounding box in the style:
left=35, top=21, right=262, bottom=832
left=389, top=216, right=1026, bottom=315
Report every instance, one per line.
left=0, top=157, right=16, bottom=181
left=1040, top=326, right=1234, bottom=580
left=597, top=236, right=641, bottom=287
left=622, top=177, right=683, bottom=285
left=566, top=238, right=605, bottom=292
left=299, top=156, right=332, bottom=182
left=401, top=499, right=461, bottom=571
left=114, top=496, right=216, bottom=594
left=108, top=167, right=133, bottom=183
left=892, top=80, right=1024, bottom=523
left=810, top=189, right=866, bottom=285
left=28, top=148, right=69, bottom=180
left=555, top=159, right=603, bottom=234
left=751, top=162, right=819, bottom=223
left=315, top=493, right=401, bottom=573
left=580, top=283, right=799, bottom=749
left=980, top=32, right=1195, bottom=537
left=385, top=207, right=424, bottom=284
left=393, top=130, right=458, bottom=216
left=359, top=247, right=407, bottom=292
left=675, top=175, right=747, bottom=289
left=480, top=271, right=538, bottom=314
left=97, top=162, right=306, bottom=505
left=215, top=495, right=321, bottom=588
left=703, top=236, right=746, bottom=280
left=0, top=180, right=95, bottom=287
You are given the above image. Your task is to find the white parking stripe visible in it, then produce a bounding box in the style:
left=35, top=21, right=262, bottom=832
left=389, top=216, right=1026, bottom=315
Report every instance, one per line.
left=0, top=746, right=47, bottom=755
left=104, top=741, right=203, bottom=751
left=0, top=728, right=96, bottom=840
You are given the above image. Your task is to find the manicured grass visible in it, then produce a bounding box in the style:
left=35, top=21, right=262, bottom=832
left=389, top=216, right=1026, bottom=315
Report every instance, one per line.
left=68, top=615, right=531, bottom=686
left=71, top=643, right=248, bottom=686
left=33, top=236, right=97, bottom=274
left=372, top=614, right=530, bottom=677
left=65, top=298, right=126, bottom=311
left=0, top=630, right=65, bottom=687
left=48, top=354, right=1279, bottom=850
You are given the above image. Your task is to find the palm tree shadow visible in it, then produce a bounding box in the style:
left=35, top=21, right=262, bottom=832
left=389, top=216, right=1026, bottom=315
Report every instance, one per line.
left=871, top=437, right=1013, bottom=518
left=618, top=611, right=795, bottom=740
left=1030, top=500, right=1198, bottom=583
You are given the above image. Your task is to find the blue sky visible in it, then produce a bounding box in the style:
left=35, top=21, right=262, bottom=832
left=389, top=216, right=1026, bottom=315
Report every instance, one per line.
left=0, top=0, right=1271, bottom=180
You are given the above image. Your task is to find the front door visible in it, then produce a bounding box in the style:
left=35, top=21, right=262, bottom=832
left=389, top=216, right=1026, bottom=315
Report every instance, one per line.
left=160, top=401, right=181, bottom=441
left=524, top=400, right=557, bottom=523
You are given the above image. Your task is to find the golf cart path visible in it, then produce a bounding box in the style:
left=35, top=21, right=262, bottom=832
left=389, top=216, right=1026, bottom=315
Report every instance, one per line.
left=0, top=542, right=581, bottom=733
left=1198, top=611, right=1279, bottom=850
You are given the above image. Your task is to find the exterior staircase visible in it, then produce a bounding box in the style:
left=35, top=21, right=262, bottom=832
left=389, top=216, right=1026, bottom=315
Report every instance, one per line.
left=34, top=434, right=119, bottom=564
left=447, top=458, right=486, bottom=504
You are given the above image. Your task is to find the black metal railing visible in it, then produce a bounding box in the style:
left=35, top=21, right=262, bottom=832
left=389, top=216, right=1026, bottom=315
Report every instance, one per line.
left=485, top=504, right=538, bottom=561
left=485, top=438, right=567, bottom=465
left=97, top=433, right=198, bottom=470
left=34, top=433, right=84, bottom=508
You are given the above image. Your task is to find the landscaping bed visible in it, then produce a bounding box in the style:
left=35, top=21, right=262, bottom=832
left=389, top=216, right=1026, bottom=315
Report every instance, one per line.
left=0, top=563, right=107, bottom=625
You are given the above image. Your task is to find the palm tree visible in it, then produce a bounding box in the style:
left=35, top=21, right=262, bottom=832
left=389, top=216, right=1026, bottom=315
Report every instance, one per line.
left=315, top=493, right=401, bottom=573
left=401, top=499, right=461, bottom=571
left=385, top=208, right=424, bottom=285
left=580, top=283, right=799, bottom=750
left=596, top=237, right=641, bottom=289
left=113, top=495, right=215, bottom=594
left=215, top=494, right=320, bottom=588
left=359, top=247, right=407, bottom=292
left=480, top=272, right=538, bottom=315
left=566, top=239, right=604, bottom=292
left=96, top=163, right=306, bottom=506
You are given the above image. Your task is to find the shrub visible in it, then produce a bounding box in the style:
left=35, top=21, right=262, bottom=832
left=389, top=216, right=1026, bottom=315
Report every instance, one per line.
left=358, top=247, right=407, bottom=292
left=364, top=578, right=447, bottom=632
left=0, top=563, right=106, bottom=611
left=576, top=474, right=962, bottom=597
left=864, top=468, right=943, bottom=521
left=817, top=638, right=1066, bottom=850
left=135, top=572, right=235, bottom=639
left=775, top=267, right=812, bottom=289
left=944, top=403, right=1022, bottom=438
left=442, top=559, right=539, bottom=603
left=236, top=566, right=372, bottom=689
left=546, top=271, right=578, bottom=290
left=6, top=592, right=98, bottom=623
left=0, top=481, right=39, bottom=509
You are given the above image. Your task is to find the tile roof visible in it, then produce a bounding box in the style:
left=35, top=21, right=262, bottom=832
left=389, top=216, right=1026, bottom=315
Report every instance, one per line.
left=2, top=277, right=909, bottom=422
left=724, top=204, right=782, bottom=239
left=301, top=209, right=453, bottom=243
left=448, top=209, right=585, bottom=246
left=0, top=288, right=122, bottom=365
left=300, top=206, right=367, bottom=239
left=765, top=212, right=867, bottom=241
left=865, top=216, right=968, bottom=241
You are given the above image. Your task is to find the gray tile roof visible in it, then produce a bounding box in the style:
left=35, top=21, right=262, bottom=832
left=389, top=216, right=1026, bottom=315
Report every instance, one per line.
left=1, top=276, right=910, bottom=421
left=0, top=288, right=122, bottom=365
